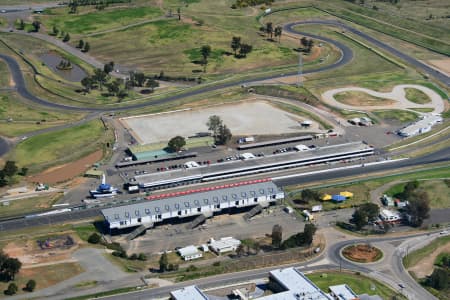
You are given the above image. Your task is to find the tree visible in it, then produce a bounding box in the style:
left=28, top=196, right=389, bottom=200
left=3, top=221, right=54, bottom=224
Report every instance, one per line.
left=352, top=208, right=367, bottom=230
left=145, top=78, right=159, bottom=92
left=238, top=43, right=252, bottom=58
left=301, top=189, right=321, bottom=203
left=77, top=39, right=84, bottom=49
left=25, top=279, right=36, bottom=292
left=83, top=42, right=90, bottom=53
left=236, top=244, right=245, bottom=257
left=1, top=257, right=22, bottom=281
left=4, top=283, right=17, bottom=295
left=359, top=203, right=379, bottom=222
left=300, top=37, right=308, bottom=49
left=106, top=79, right=120, bottom=96
left=406, top=191, right=430, bottom=227
left=81, top=77, right=93, bottom=92
left=303, top=223, right=316, bottom=245
left=19, top=167, right=28, bottom=176
left=52, top=25, right=59, bottom=36
left=272, top=224, right=283, bottom=248
left=103, top=61, right=114, bottom=74
left=138, top=253, right=147, bottom=261
left=93, top=69, right=108, bottom=90
left=18, top=19, right=25, bottom=30
left=63, top=33, right=70, bottom=42
left=200, top=45, right=211, bottom=72
left=306, top=39, right=314, bottom=53
left=274, top=26, right=282, bottom=43
left=265, top=22, right=273, bottom=39
left=177, top=7, right=181, bottom=20
left=3, top=161, right=18, bottom=178
left=216, top=124, right=232, bottom=145
left=167, top=136, right=186, bottom=152
left=207, top=115, right=223, bottom=138
left=87, top=233, right=101, bottom=244
left=159, top=252, right=168, bottom=272
left=31, top=21, right=40, bottom=32
left=401, top=180, right=419, bottom=200
left=428, top=268, right=448, bottom=290
left=231, top=36, right=241, bottom=56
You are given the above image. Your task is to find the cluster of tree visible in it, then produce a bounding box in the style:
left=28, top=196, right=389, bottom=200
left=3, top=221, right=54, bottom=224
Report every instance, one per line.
left=0, top=161, right=27, bottom=187
left=89, top=235, right=147, bottom=261
left=0, top=251, right=22, bottom=282
left=159, top=252, right=179, bottom=272
left=76, top=39, right=90, bottom=52
left=80, top=65, right=126, bottom=98
left=3, top=279, right=36, bottom=296
left=230, top=37, right=253, bottom=58
left=231, top=0, right=274, bottom=8
left=50, top=26, right=71, bottom=43
left=235, top=240, right=261, bottom=257
left=262, top=22, right=283, bottom=42
left=300, top=37, right=314, bottom=53
left=167, top=136, right=186, bottom=152
left=16, top=19, right=40, bottom=32
left=402, top=181, right=430, bottom=227
left=128, top=71, right=159, bottom=91
left=351, top=202, right=380, bottom=230
left=427, top=266, right=449, bottom=291
left=281, top=223, right=317, bottom=249
left=67, top=0, right=131, bottom=13
left=56, top=59, right=72, bottom=70
left=207, top=115, right=232, bottom=145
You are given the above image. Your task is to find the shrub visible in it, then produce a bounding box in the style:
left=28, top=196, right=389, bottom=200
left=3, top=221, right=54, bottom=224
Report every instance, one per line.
left=186, top=265, right=198, bottom=272
left=212, top=261, right=221, bottom=267
left=4, top=283, right=18, bottom=295
left=138, top=253, right=147, bottom=261
left=87, top=233, right=101, bottom=244
left=129, top=253, right=138, bottom=260
left=25, top=279, right=36, bottom=292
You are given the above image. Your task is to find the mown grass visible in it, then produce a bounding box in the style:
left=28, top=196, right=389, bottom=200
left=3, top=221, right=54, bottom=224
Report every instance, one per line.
left=385, top=180, right=450, bottom=209
left=373, top=109, right=419, bottom=123
left=307, top=271, right=404, bottom=299
left=405, top=88, right=432, bottom=104
left=11, top=120, right=106, bottom=170
left=0, top=262, right=83, bottom=296
left=334, top=91, right=394, bottom=106
left=0, top=193, right=63, bottom=219
left=403, top=236, right=450, bottom=268
left=0, top=60, right=10, bottom=86
left=40, top=6, right=163, bottom=34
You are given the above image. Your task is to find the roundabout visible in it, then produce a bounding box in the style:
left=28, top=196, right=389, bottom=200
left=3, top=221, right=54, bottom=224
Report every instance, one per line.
left=342, top=243, right=384, bottom=264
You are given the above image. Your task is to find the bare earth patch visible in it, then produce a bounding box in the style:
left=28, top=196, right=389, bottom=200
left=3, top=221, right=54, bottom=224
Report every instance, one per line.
left=342, top=244, right=383, bottom=263
left=28, top=150, right=103, bottom=184
left=427, top=59, right=450, bottom=75
left=408, top=242, right=450, bottom=278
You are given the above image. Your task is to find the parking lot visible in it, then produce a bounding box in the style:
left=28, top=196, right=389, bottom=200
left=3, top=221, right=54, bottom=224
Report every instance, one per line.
left=123, top=207, right=305, bottom=255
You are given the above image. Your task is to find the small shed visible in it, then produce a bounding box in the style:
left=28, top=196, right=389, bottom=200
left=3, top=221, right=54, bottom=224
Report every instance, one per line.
left=178, top=245, right=202, bottom=261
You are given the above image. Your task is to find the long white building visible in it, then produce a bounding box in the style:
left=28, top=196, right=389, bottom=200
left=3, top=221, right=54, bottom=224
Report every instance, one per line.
left=101, top=179, right=284, bottom=230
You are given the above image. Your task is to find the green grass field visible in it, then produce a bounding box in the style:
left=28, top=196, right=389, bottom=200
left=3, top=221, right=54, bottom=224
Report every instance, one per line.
left=0, top=60, right=10, bottom=86
left=307, top=271, right=404, bottom=299
left=405, top=88, right=432, bottom=104
left=11, top=120, right=106, bottom=170
left=334, top=91, right=394, bottom=106
left=373, top=109, right=419, bottom=123
left=40, top=6, right=163, bottom=35
left=385, top=180, right=450, bottom=209
left=0, top=193, right=63, bottom=219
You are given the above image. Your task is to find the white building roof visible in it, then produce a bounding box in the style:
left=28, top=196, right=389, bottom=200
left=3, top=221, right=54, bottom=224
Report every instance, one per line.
left=329, top=284, right=358, bottom=300
left=170, top=285, right=209, bottom=300
left=399, top=114, right=442, bottom=137
left=209, top=237, right=241, bottom=251
left=241, top=152, right=256, bottom=160
left=178, top=245, right=200, bottom=257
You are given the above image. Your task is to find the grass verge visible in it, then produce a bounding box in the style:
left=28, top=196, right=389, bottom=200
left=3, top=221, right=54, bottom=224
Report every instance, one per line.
left=405, top=88, right=432, bottom=104
left=403, top=236, right=450, bottom=268
left=0, top=193, right=63, bottom=220
left=373, top=109, right=419, bottom=123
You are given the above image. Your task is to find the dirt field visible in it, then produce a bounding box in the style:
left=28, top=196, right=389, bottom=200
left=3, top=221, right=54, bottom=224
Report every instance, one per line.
left=121, top=101, right=317, bottom=145
left=28, top=150, right=103, bottom=184
left=408, top=242, right=450, bottom=278
left=427, top=59, right=450, bottom=75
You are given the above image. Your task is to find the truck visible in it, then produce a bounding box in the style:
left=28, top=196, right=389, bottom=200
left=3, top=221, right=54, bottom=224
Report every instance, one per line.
left=128, top=185, right=139, bottom=194
left=302, top=210, right=314, bottom=221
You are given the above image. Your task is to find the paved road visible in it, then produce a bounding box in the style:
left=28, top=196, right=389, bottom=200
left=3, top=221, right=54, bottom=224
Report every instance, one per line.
left=0, top=136, right=9, bottom=157
left=0, top=146, right=448, bottom=232
left=284, top=20, right=450, bottom=87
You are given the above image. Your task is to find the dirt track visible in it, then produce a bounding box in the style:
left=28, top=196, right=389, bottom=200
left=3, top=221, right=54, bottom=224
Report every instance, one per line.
left=28, top=150, right=103, bottom=184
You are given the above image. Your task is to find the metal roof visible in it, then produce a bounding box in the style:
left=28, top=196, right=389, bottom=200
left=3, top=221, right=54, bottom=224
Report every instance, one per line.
left=101, top=180, right=281, bottom=223
left=329, top=284, right=358, bottom=300
left=171, top=285, right=209, bottom=300
left=237, top=135, right=313, bottom=150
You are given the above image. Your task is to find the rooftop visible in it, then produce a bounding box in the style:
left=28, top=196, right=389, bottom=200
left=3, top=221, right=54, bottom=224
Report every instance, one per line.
left=329, top=284, right=358, bottom=300
left=133, top=142, right=372, bottom=186
left=101, top=180, right=281, bottom=223
left=399, top=114, right=442, bottom=136
left=170, top=285, right=209, bottom=300
left=178, top=245, right=201, bottom=257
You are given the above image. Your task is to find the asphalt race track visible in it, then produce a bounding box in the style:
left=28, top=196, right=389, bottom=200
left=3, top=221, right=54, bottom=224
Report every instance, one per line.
left=0, top=136, right=9, bottom=157
left=284, top=20, right=450, bottom=87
